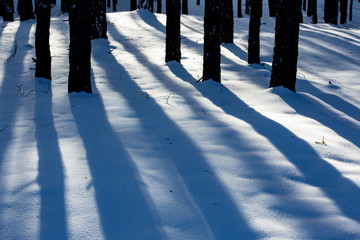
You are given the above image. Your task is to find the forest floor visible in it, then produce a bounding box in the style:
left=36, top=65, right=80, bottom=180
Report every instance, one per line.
left=1, top=0, right=360, bottom=239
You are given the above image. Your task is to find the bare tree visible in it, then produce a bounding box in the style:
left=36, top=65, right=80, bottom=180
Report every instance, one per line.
left=248, top=0, right=262, bottom=64
left=165, top=0, right=181, bottom=62
left=90, top=0, right=108, bottom=39
left=18, top=0, right=35, bottom=21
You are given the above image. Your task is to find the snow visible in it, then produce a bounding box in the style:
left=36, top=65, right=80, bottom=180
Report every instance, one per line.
left=1, top=0, right=360, bottom=239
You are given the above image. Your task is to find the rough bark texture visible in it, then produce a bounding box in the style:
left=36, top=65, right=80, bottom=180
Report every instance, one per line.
left=18, top=0, right=35, bottom=21
left=165, top=0, right=181, bottom=62
left=130, top=0, right=137, bottom=10
left=340, top=0, right=348, bottom=24
left=238, top=0, right=242, bottom=18
left=270, top=0, right=302, bottom=92
left=61, top=0, right=70, bottom=13
left=324, top=0, right=338, bottom=24
left=182, top=0, right=188, bottom=14
left=68, top=0, right=92, bottom=93
left=312, top=0, right=317, bottom=23
left=220, top=0, right=234, bottom=43
left=35, top=0, right=52, bottom=80
left=90, top=0, right=108, bottom=39
left=248, top=0, right=261, bottom=64
left=1, top=0, right=14, bottom=21
left=203, top=0, right=221, bottom=82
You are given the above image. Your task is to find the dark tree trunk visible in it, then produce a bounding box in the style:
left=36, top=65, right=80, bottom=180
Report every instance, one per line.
left=157, top=0, right=162, bottom=13
left=90, top=0, right=107, bottom=39
left=350, top=0, right=353, bottom=21
left=203, top=0, right=221, bottom=82
left=1, top=0, right=14, bottom=21
left=35, top=0, right=52, bottom=80
left=68, top=0, right=92, bottom=93
left=303, top=0, right=306, bottom=10
left=18, top=0, right=35, bottom=21
left=148, top=0, right=154, bottom=11
left=61, top=0, right=71, bottom=13
left=165, top=0, right=181, bottom=62
left=307, top=0, right=312, bottom=16
left=270, top=0, right=302, bottom=92
left=340, top=0, right=348, bottom=24
left=238, top=0, right=242, bottom=18
left=107, top=0, right=111, bottom=8
left=268, top=0, right=278, bottom=17
left=248, top=0, right=261, bottom=64
left=182, top=0, right=188, bottom=14
left=324, top=0, right=338, bottom=24
left=312, top=0, right=317, bottom=23
left=220, top=0, right=234, bottom=43
left=245, top=0, right=249, bottom=14
left=130, top=0, right=137, bottom=10
left=51, top=0, right=56, bottom=4
left=112, top=0, right=117, bottom=11
left=196, top=0, right=200, bottom=5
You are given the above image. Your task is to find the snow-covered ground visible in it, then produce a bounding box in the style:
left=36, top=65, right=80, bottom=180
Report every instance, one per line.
left=1, top=0, right=360, bottom=239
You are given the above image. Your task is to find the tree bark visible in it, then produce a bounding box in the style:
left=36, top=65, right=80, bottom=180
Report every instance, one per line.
left=112, top=0, right=117, bottom=11
left=302, top=0, right=306, bottom=11
left=157, top=0, right=162, bottom=13
left=238, top=0, right=242, bottom=18
left=165, top=0, right=181, bottom=62
left=340, top=0, right=348, bottom=24
left=196, top=0, right=200, bottom=5
left=312, top=0, right=317, bottom=23
left=18, top=0, right=35, bottom=21
left=203, top=0, right=221, bottom=82
left=270, top=0, right=302, bottom=92
left=130, top=0, right=137, bottom=10
left=90, top=0, right=107, bottom=39
left=1, top=0, right=14, bottom=21
left=268, top=0, right=279, bottom=17
left=324, top=0, right=338, bottom=24
left=248, top=0, right=261, bottom=64
left=182, top=0, right=188, bottom=14
left=61, top=0, right=71, bottom=13
left=220, top=0, right=234, bottom=43
left=349, top=0, right=353, bottom=21
left=307, top=0, right=312, bottom=16
left=68, top=0, right=92, bottom=93
left=35, top=0, right=52, bottom=80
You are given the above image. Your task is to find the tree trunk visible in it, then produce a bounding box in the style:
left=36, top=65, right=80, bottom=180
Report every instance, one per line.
left=1, top=0, right=14, bottom=21
left=18, top=0, right=35, bottom=21
left=238, top=0, right=242, bottom=18
left=107, top=0, right=111, bottom=8
left=312, top=0, right=317, bottom=23
left=307, top=0, right=312, bottom=16
left=68, top=0, right=92, bottom=93
left=203, top=0, right=221, bottom=82
left=248, top=0, right=261, bottom=64
left=112, top=0, right=117, bottom=11
left=61, top=0, right=71, bottom=13
left=349, top=0, right=353, bottom=21
left=90, top=0, right=107, bottom=39
left=148, top=0, right=154, bottom=12
left=270, top=0, right=302, bottom=92
left=302, top=0, right=306, bottom=10
left=182, top=0, right=188, bottom=14
left=196, top=0, right=200, bottom=5
left=35, top=0, right=52, bottom=80
left=245, top=0, right=249, bottom=14
left=165, top=0, right=181, bottom=62
left=220, top=0, right=234, bottom=43
left=324, top=0, right=338, bottom=24
left=130, top=0, right=137, bottom=10
left=157, top=0, right=162, bottom=13
left=268, top=0, right=279, bottom=17
left=340, top=0, right=348, bottom=24
left=51, top=0, right=56, bottom=4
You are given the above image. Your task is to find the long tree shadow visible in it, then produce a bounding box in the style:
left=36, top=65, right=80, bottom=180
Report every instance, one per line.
left=0, top=21, right=33, bottom=184
left=34, top=79, right=68, bottom=240
left=166, top=63, right=360, bottom=224
left=69, top=83, right=165, bottom=240
left=92, top=37, right=259, bottom=239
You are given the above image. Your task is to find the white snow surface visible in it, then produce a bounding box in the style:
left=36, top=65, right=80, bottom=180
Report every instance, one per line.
left=1, top=0, right=360, bottom=239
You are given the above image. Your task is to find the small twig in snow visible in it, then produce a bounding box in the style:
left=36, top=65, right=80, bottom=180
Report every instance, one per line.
left=315, top=136, right=327, bottom=146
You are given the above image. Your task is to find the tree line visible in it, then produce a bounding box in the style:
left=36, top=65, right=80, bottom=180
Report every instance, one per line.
left=0, top=0, right=358, bottom=93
